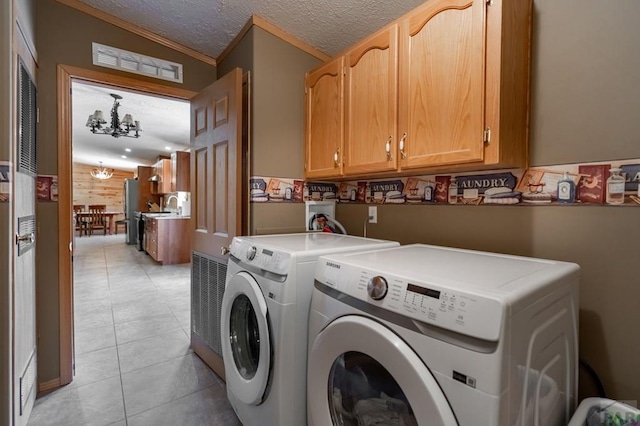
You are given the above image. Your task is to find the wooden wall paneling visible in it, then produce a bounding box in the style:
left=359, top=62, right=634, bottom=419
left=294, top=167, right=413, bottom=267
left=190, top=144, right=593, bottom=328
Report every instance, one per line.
left=72, top=162, right=134, bottom=217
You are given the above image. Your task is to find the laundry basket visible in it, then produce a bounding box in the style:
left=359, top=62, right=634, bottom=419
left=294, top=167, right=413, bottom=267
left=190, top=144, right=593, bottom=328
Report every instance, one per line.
left=568, top=397, right=640, bottom=426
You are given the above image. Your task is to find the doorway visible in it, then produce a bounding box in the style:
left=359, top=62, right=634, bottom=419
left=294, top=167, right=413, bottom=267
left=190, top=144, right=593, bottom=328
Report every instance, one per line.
left=57, top=65, right=197, bottom=386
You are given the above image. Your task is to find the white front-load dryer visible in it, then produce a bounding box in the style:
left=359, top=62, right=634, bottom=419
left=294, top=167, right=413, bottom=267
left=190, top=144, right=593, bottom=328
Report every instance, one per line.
left=308, top=244, right=580, bottom=426
left=221, top=233, right=399, bottom=426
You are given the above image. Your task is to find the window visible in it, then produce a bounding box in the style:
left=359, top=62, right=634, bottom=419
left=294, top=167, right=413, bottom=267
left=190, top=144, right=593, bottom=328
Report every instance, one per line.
left=92, top=42, right=183, bottom=83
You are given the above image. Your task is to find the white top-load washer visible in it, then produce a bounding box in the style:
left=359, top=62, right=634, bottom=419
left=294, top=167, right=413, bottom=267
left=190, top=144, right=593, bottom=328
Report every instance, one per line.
left=221, top=233, right=399, bottom=426
left=308, top=244, right=580, bottom=426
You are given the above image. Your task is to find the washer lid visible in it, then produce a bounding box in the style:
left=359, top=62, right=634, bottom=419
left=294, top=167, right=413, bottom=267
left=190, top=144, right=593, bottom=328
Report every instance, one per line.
left=317, top=243, right=579, bottom=295
left=221, top=271, right=271, bottom=405
left=308, top=315, right=457, bottom=426
left=231, top=233, right=398, bottom=261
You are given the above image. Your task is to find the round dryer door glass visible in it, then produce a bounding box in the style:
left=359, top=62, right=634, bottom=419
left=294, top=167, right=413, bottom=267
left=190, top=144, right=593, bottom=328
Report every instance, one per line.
left=328, top=351, right=417, bottom=426
left=229, top=294, right=260, bottom=380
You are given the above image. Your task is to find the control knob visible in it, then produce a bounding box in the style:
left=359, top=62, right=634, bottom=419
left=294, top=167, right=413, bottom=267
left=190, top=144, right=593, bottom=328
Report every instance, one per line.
left=246, top=246, right=257, bottom=261
left=367, top=276, right=388, bottom=300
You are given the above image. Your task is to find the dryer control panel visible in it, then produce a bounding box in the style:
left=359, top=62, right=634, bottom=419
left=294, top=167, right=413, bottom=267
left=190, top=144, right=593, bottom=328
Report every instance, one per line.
left=318, top=260, right=503, bottom=341
left=230, top=239, right=291, bottom=276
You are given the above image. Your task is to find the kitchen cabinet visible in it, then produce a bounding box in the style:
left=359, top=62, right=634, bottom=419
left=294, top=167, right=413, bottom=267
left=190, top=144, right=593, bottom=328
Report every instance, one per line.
left=304, top=57, right=344, bottom=179
left=150, top=158, right=171, bottom=194
left=144, top=216, right=191, bottom=264
left=144, top=217, right=159, bottom=259
left=170, top=151, right=190, bottom=192
left=304, top=0, right=531, bottom=179
left=136, top=166, right=160, bottom=211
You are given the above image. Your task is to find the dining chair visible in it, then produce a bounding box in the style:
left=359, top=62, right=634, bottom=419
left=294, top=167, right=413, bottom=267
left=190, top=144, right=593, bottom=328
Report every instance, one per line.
left=87, top=204, right=107, bottom=236
left=73, top=205, right=86, bottom=237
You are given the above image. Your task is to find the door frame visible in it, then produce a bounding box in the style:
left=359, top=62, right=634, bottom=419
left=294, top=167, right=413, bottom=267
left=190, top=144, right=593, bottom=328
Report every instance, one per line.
left=56, top=64, right=197, bottom=386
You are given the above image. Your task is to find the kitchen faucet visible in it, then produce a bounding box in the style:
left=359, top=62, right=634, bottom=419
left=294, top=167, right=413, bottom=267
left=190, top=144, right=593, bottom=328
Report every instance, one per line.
left=165, top=194, right=179, bottom=210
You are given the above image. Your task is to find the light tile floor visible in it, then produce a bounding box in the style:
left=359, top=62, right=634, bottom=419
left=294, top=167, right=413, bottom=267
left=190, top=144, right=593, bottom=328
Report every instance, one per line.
left=28, top=234, right=241, bottom=426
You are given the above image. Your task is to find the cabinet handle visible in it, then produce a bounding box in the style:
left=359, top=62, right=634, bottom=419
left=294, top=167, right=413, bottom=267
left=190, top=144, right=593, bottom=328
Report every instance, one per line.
left=385, top=136, right=392, bottom=161
left=399, top=132, right=407, bottom=159
left=333, top=148, right=340, bottom=168
left=221, top=246, right=230, bottom=256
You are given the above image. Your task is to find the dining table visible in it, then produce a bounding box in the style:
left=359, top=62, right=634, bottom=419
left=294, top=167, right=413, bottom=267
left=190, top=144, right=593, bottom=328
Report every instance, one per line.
left=74, top=211, right=123, bottom=235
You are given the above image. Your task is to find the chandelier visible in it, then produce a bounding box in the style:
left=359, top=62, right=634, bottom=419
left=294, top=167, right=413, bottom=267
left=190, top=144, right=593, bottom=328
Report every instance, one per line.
left=90, top=161, right=113, bottom=180
left=86, top=93, right=142, bottom=138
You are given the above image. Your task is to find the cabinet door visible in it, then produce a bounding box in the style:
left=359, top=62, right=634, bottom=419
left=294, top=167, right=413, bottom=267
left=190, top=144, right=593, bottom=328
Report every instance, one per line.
left=160, top=159, right=172, bottom=194
left=343, top=25, right=398, bottom=176
left=305, top=57, right=344, bottom=179
left=171, top=152, right=190, bottom=192
left=398, top=0, right=486, bottom=169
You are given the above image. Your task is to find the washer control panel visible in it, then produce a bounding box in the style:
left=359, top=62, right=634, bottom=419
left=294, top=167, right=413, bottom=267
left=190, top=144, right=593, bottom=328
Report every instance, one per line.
left=318, top=260, right=503, bottom=341
left=230, top=239, right=291, bottom=276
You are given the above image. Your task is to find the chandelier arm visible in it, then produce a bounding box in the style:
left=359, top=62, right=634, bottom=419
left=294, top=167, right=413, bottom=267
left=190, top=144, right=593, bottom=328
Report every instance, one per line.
left=88, top=94, right=140, bottom=138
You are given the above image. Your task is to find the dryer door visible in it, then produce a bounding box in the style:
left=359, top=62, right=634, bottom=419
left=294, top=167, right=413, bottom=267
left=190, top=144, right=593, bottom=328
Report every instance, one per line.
left=308, top=316, right=457, bottom=426
left=221, top=271, right=271, bottom=405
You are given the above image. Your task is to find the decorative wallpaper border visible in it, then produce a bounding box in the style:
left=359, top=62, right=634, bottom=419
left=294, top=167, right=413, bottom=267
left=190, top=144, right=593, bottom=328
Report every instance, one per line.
left=0, top=161, right=9, bottom=202
left=252, top=159, right=640, bottom=207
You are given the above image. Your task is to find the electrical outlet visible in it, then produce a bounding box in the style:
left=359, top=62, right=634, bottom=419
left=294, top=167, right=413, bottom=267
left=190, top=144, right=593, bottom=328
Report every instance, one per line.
left=368, top=206, right=377, bottom=224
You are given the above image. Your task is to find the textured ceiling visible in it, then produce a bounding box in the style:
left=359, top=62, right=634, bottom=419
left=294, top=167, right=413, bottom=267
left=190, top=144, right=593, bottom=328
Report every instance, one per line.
left=76, top=0, right=427, bottom=58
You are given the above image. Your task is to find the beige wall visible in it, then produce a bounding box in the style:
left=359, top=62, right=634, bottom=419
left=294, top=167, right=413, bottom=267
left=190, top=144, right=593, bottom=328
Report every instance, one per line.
left=34, top=0, right=217, bottom=383
left=530, top=1, right=640, bottom=165
left=218, top=26, right=321, bottom=235
left=252, top=27, right=321, bottom=178
left=217, top=27, right=255, bottom=82
left=337, top=0, right=640, bottom=402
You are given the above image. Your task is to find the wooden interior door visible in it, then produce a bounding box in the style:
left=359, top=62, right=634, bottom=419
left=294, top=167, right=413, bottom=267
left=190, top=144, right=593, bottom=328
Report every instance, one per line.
left=304, top=57, right=344, bottom=179
left=190, top=67, right=243, bottom=261
left=398, top=0, right=486, bottom=169
left=344, top=25, right=399, bottom=176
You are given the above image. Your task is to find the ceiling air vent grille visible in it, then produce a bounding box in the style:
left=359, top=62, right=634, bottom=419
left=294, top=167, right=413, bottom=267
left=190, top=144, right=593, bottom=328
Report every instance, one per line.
left=92, top=42, right=183, bottom=83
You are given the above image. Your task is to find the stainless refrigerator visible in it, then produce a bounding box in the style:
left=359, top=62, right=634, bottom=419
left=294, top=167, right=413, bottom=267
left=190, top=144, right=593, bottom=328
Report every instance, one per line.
left=124, top=179, right=139, bottom=245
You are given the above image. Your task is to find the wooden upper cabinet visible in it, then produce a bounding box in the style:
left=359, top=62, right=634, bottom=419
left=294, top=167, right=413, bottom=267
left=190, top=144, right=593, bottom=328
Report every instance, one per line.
left=398, top=0, right=486, bottom=169
left=343, top=25, right=399, bottom=176
left=151, top=159, right=171, bottom=194
left=304, top=0, right=531, bottom=179
left=305, top=57, right=344, bottom=179
left=171, top=151, right=190, bottom=192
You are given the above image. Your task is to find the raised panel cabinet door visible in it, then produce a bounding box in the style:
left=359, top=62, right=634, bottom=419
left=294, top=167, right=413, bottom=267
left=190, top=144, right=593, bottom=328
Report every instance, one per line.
left=190, top=68, right=243, bottom=260
left=343, top=25, right=399, bottom=176
left=305, top=57, right=344, bottom=179
left=398, top=0, right=486, bottom=169
left=160, top=159, right=172, bottom=194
